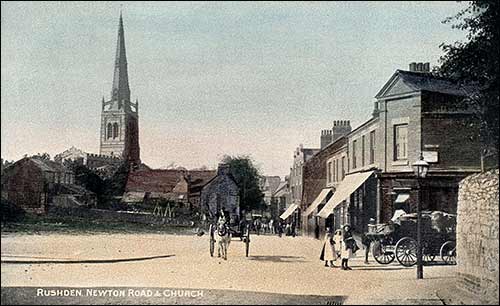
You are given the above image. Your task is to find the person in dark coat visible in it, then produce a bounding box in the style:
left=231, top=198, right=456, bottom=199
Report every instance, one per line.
left=341, top=225, right=359, bottom=270
left=362, top=218, right=376, bottom=264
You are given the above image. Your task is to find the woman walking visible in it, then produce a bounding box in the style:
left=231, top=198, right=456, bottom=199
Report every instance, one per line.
left=341, top=225, right=359, bottom=270
left=320, top=227, right=337, bottom=268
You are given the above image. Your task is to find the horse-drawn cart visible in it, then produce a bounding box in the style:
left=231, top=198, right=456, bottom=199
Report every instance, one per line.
left=366, top=211, right=456, bottom=267
left=209, top=220, right=251, bottom=258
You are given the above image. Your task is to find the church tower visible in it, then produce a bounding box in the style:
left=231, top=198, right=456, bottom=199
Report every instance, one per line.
left=99, top=13, right=140, bottom=165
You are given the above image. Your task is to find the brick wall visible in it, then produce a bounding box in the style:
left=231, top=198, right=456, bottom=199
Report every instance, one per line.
left=456, top=169, right=499, bottom=304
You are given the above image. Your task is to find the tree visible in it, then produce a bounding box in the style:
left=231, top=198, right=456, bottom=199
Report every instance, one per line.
left=221, top=155, right=265, bottom=213
left=67, top=161, right=105, bottom=198
left=438, top=1, right=499, bottom=167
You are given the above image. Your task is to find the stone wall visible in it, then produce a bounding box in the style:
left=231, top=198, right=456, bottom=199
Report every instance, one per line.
left=456, top=169, right=499, bottom=304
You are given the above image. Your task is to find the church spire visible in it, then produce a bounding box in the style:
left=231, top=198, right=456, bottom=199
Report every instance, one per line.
left=111, top=12, right=130, bottom=104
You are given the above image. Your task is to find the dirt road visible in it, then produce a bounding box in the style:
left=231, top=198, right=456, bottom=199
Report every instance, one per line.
left=1, top=233, right=457, bottom=304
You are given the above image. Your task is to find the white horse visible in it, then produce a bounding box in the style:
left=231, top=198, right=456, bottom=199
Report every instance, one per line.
left=215, top=222, right=231, bottom=260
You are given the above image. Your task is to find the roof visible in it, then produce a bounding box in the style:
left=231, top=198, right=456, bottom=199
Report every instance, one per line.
left=59, top=183, right=95, bottom=195
left=29, top=157, right=70, bottom=173
left=125, top=169, right=182, bottom=193
left=375, top=70, right=471, bottom=99
left=125, top=169, right=217, bottom=195
left=272, top=181, right=289, bottom=198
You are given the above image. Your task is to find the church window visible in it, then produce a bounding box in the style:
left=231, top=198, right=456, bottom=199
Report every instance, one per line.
left=113, top=123, right=119, bottom=139
left=107, top=123, right=112, bottom=139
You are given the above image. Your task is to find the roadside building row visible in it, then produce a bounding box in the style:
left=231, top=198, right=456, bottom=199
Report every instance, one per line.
left=287, top=62, right=482, bottom=239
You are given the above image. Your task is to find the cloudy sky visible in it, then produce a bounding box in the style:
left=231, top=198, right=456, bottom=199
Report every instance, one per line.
left=1, top=1, right=468, bottom=176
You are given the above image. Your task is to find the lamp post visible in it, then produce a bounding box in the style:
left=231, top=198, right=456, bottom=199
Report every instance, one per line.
left=412, top=153, right=429, bottom=279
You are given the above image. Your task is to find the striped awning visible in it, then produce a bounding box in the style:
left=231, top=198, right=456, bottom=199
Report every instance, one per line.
left=317, top=171, right=374, bottom=218
left=395, top=193, right=410, bottom=203
left=280, top=204, right=299, bottom=220
left=303, top=188, right=333, bottom=217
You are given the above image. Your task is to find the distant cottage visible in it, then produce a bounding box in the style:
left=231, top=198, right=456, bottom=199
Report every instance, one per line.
left=200, top=164, right=240, bottom=223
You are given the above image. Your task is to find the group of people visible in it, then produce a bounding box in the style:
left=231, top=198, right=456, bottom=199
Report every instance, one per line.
left=320, top=224, right=360, bottom=270
left=250, top=218, right=296, bottom=237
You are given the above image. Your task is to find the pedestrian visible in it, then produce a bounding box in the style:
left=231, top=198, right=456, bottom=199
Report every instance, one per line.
left=269, top=219, right=274, bottom=234
left=285, top=222, right=291, bottom=236
left=362, top=218, right=376, bottom=264
left=277, top=220, right=283, bottom=237
left=320, top=227, right=337, bottom=268
left=291, top=222, right=296, bottom=237
left=341, top=224, right=359, bottom=270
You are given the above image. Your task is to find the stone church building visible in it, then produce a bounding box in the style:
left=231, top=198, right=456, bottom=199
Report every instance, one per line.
left=99, top=13, right=141, bottom=166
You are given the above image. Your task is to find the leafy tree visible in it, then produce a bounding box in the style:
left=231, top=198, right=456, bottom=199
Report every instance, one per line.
left=68, top=162, right=105, bottom=197
left=438, top=1, right=499, bottom=166
left=100, top=161, right=131, bottom=209
left=221, top=155, right=265, bottom=213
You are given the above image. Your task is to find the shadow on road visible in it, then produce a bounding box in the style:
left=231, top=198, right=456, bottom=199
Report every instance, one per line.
left=1, top=254, right=175, bottom=265
left=247, top=255, right=305, bottom=263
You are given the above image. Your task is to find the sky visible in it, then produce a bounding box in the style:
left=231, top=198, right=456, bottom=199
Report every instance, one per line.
left=1, top=1, right=469, bottom=177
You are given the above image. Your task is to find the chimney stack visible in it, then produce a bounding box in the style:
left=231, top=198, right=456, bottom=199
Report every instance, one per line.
left=409, top=62, right=430, bottom=72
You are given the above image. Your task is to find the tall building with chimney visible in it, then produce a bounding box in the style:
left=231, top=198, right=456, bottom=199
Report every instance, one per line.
left=99, top=13, right=140, bottom=166
left=320, top=120, right=352, bottom=149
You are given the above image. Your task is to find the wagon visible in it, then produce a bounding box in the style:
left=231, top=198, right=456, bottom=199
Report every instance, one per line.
left=366, top=211, right=456, bottom=267
left=209, top=221, right=251, bottom=257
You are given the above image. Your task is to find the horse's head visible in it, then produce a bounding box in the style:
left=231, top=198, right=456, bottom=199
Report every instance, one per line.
left=217, top=222, right=228, bottom=236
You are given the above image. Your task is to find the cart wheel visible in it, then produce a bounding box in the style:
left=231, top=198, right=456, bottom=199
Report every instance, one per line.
left=440, top=241, right=456, bottom=265
left=395, top=237, right=418, bottom=267
left=245, top=226, right=250, bottom=257
left=423, top=254, right=436, bottom=263
left=422, top=244, right=436, bottom=263
left=209, top=224, right=215, bottom=257
left=372, top=240, right=395, bottom=264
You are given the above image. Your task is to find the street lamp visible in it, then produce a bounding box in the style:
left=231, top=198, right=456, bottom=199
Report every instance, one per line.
left=412, top=153, right=429, bottom=279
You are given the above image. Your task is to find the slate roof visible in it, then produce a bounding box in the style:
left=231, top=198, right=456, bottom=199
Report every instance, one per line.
left=376, top=70, right=472, bottom=99
left=125, top=169, right=182, bottom=193
left=125, top=169, right=217, bottom=195
left=29, top=157, right=70, bottom=173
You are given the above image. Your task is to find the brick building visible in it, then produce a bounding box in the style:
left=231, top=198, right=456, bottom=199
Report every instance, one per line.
left=374, top=64, right=481, bottom=223
left=1, top=157, right=92, bottom=213
left=288, top=145, right=319, bottom=224
left=302, top=137, right=347, bottom=238
left=304, top=63, right=482, bottom=238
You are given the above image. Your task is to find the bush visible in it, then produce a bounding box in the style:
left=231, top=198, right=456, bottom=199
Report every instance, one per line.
left=1, top=197, right=26, bottom=222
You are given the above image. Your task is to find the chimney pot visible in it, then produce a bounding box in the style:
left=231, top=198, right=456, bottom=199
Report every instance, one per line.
left=423, top=62, right=430, bottom=72
left=416, top=62, right=423, bottom=72
left=409, top=62, right=417, bottom=72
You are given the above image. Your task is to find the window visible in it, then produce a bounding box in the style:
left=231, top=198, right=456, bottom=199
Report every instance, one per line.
left=370, top=130, right=376, bottom=164
left=394, top=124, right=408, bottom=160
left=113, top=123, right=119, bottom=139
left=361, top=135, right=366, bottom=167
left=335, top=159, right=339, bottom=182
left=341, top=156, right=346, bottom=179
left=352, top=140, right=357, bottom=169
left=107, top=123, right=112, bottom=139
left=327, top=161, right=332, bottom=183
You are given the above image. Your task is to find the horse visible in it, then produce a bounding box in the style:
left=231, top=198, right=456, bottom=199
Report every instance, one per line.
left=215, top=222, right=231, bottom=260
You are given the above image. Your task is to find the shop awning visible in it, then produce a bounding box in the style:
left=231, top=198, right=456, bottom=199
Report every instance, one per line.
left=317, top=171, right=374, bottom=218
left=280, top=204, right=299, bottom=220
left=395, top=193, right=410, bottom=203
left=303, top=188, right=333, bottom=217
